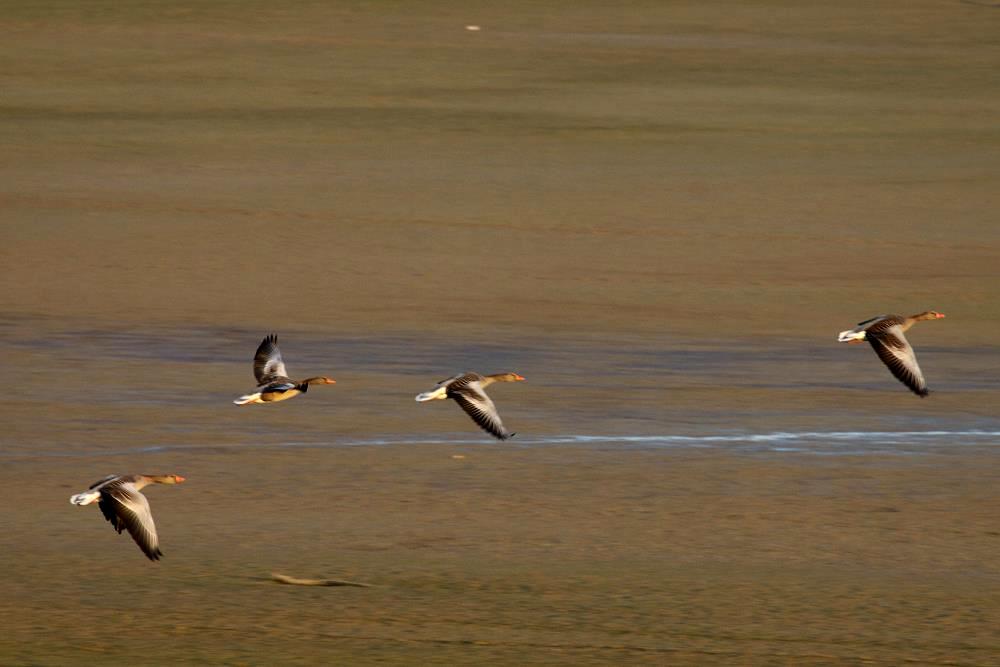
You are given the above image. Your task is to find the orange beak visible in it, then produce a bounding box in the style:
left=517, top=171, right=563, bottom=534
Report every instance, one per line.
left=175, top=475, right=186, bottom=483
left=936, top=313, right=946, bottom=318
left=514, top=374, right=526, bottom=381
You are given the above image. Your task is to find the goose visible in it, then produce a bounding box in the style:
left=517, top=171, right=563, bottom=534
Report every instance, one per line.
left=416, top=372, right=525, bottom=440
left=70, top=474, right=185, bottom=561
left=837, top=311, right=945, bottom=396
left=234, top=334, right=335, bottom=405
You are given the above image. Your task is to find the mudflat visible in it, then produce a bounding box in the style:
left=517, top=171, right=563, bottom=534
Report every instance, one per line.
left=2, top=1, right=999, bottom=665
left=3, top=1, right=998, bottom=342
left=4, top=445, right=1000, bottom=665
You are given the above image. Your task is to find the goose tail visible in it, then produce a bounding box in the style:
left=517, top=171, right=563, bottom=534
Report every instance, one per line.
left=415, top=387, right=448, bottom=402
left=838, top=329, right=866, bottom=343
left=233, top=392, right=263, bottom=405
left=70, top=490, right=100, bottom=506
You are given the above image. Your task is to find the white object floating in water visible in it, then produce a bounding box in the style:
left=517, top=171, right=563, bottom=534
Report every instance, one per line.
left=465, top=25, right=481, bottom=31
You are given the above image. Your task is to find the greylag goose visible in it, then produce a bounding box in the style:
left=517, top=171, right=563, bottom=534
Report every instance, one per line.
left=234, top=334, right=335, bottom=405
left=70, top=474, right=185, bottom=561
left=416, top=372, right=525, bottom=440
left=837, top=311, right=945, bottom=396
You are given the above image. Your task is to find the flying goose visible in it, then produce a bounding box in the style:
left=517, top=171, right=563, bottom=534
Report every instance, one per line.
left=70, top=474, right=185, bottom=561
left=416, top=372, right=525, bottom=440
left=838, top=311, right=945, bottom=396
left=234, top=334, right=335, bottom=405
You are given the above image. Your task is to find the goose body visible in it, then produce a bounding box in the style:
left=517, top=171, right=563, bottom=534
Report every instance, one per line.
left=70, top=474, right=185, bottom=561
left=837, top=311, right=945, bottom=396
left=234, top=334, right=335, bottom=405
left=416, top=372, right=525, bottom=440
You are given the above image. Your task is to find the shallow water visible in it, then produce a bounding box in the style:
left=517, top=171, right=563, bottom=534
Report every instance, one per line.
left=10, top=432, right=1000, bottom=461
left=4, top=317, right=998, bottom=458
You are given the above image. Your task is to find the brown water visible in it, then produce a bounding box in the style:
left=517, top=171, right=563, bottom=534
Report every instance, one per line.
left=3, top=1, right=1000, bottom=664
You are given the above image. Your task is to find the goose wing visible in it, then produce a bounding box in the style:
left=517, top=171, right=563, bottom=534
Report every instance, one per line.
left=260, top=379, right=297, bottom=392
left=253, top=335, right=289, bottom=385
left=436, top=373, right=471, bottom=387
left=862, top=314, right=906, bottom=332
left=88, top=474, right=120, bottom=490
left=866, top=325, right=928, bottom=396
left=449, top=380, right=514, bottom=440
left=98, top=481, right=163, bottom=561
left=857, top=314, right=893, bottom=328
